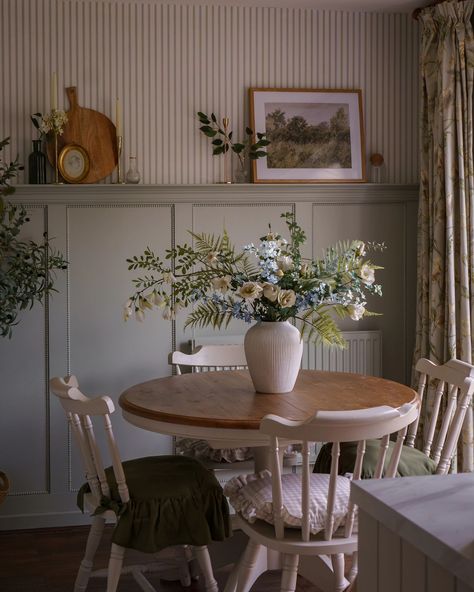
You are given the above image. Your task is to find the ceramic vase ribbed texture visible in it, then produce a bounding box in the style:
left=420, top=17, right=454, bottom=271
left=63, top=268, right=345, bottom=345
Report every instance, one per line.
left=244, top=321, right=303, bottom=393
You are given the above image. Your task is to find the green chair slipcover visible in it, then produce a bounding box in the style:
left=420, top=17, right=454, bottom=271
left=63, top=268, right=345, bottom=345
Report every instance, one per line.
left=314, top=440, right=437, bottom=478
left=78, top=455, right=230, bottom=553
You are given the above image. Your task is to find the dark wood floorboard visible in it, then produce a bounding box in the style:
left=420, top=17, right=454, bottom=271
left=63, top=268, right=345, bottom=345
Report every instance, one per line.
left=0, top=525, right=341, bottom=591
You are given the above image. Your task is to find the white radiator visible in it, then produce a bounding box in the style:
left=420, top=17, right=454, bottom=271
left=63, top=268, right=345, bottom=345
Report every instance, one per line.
left=302, top=330, right=382, bottom=377
left=194, top=329, right=382, bottom=377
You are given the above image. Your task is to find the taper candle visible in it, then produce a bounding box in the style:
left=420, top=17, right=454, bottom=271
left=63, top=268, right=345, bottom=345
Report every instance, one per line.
left=51, top=72, right=58, bottom=111
left=115, top=98, right=122, bottom=136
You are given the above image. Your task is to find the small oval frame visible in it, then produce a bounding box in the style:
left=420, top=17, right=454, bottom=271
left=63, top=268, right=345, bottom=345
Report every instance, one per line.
left=58, top=143, right=90, bottom=183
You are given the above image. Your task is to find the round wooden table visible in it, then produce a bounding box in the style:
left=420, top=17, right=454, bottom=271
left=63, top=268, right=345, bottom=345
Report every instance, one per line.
left=119, top=369, right=418, bottom=449
left=119, top=369, right=418, bottom=592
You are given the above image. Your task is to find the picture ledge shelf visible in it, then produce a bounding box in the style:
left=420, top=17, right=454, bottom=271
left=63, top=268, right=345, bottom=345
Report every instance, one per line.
left=12, top=183, right=419, bottom=205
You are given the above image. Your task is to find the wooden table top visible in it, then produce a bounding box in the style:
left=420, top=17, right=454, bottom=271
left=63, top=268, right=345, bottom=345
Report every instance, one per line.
left=119, top=370, right=418, bottom=430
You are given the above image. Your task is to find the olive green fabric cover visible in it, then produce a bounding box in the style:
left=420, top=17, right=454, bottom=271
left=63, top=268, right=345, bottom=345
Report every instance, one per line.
left=77, top=455, right=230, bottom=553
left=314, top=441, right=437, bottom=478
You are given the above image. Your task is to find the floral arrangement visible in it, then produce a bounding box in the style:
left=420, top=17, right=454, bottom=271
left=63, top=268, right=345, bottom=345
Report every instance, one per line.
left=31, top=110, right=68, bottom=138
left=197, top=111, right=269, bottom=173
left=125, top=213, right=383, bottom=347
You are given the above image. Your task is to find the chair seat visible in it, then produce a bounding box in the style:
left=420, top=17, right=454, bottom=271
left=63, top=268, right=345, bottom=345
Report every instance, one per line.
left=314, top=440, right=437, bottom=478
left=224, top=470, right=351, bottom=536
left=78, top=455, right=230, bottom=553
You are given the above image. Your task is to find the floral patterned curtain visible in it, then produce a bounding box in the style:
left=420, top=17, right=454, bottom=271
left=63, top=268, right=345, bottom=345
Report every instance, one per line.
left=415, top=0, right=474, bottom=471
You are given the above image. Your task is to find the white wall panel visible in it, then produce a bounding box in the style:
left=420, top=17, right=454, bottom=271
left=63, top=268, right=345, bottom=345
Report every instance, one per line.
left=66, top=204, right=175, bottom=487
left=2, top=0, right=419, bottom=185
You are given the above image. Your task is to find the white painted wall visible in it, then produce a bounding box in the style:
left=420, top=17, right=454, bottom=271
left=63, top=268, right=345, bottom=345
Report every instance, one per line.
left=2, top=0, right=419, bottom=184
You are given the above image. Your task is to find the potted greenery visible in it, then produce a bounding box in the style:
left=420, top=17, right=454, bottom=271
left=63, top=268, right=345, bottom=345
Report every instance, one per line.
left=197, top=112, right=269, bottom=182
left=0, top=136, right=67, bottom=338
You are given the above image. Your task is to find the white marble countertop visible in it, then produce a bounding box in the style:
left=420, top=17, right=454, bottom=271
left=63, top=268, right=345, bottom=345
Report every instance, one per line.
left=351, top=474, right=474, bottom=588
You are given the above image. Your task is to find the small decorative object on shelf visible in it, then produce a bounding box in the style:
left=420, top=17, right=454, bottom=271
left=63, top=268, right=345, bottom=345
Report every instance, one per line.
left=125, top=156, right=141, bottom=184
left=197, top=111, right=270, bottom=183
left=58, top=144, right=90, bottom=183
left=114, top=98, right=125, bottom=184
left=124, top=212, right=385, bottom=393
left=27, top=139, right=47, bottom=184
left=34, top=109, right=68, bottom=184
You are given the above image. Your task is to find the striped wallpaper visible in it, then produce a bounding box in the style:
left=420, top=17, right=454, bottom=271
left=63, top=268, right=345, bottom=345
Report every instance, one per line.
left=1, top=0, right=420, bottom=184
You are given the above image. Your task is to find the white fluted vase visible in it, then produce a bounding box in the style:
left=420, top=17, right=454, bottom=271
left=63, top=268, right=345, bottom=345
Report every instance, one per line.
left=244, top=321, right=303, bottom=394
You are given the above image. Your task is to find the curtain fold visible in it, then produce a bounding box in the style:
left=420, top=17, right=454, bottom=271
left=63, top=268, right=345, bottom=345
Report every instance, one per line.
left=415, top=0, right=474, bottom=471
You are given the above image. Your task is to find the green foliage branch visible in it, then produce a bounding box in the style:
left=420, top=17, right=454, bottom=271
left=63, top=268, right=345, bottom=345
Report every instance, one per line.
left=0, top=137, right=67, bottom=338
left=197, top=111, right=270, bottom=171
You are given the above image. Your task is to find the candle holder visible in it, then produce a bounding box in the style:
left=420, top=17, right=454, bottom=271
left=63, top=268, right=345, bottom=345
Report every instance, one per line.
left=53, top=131, right=63, bottom=185
left=222, top=117, right=232, bottom=184
left=114, top=135, right=125, bottom=184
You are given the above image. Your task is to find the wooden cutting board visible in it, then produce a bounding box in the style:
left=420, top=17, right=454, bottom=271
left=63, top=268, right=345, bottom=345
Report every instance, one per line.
left=47, top=87, right=118, bottom=183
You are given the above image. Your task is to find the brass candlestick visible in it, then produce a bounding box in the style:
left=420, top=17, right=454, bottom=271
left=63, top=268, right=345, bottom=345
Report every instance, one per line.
left=53, top=132, right=63, bottom=184
left=222, top=117, right=232, bottom=184
left=115, top=135, right=125, bottom=184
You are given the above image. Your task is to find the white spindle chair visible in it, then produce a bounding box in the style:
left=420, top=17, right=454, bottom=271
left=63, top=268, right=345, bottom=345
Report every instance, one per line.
left=50, top=375, right=228, bottom=592
left=170, top=344, right=251, bottom=462
left=406, top=357, right=474, bottom=475
left=226, top=403, right=418, bottom=592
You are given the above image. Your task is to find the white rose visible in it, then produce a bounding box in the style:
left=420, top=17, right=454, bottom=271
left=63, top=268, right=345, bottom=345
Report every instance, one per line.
left=262, top=282, right=279, bottom=302
left=277, top=289, right=296, bottom=308
left=211, top=276, right=231, bottom=293
left=237, top=282, right=263, bottom=300
left=358, top=264, right=375, bottom=285
left=347, top=303, right=365, bottom=321
left=276, top=255, right=294, bottom=271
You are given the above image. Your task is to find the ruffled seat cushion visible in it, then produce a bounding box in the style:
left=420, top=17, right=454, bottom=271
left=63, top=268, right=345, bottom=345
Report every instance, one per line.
left=77, top=455, right=230, bottom=553
left=224, top=470, right=351, bottom=536
left=314, top=441, right=437, bottom=478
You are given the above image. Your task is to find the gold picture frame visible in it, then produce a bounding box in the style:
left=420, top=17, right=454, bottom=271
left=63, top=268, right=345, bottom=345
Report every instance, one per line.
left=249, top=88, right=366, bottom=183
left=58, top=144, right=90, bottom=183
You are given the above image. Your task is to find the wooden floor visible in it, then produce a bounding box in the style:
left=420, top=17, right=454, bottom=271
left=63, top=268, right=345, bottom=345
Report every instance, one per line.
left=0, top=525, right=335, bottom=592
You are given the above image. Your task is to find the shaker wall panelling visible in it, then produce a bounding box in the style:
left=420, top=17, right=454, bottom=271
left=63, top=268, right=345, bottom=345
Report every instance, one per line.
left=1, top=0, right=419, bottom=184
left=0, top=184, right=418, bottom=529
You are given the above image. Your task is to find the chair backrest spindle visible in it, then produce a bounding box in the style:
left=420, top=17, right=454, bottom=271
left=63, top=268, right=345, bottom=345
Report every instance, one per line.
left=407, top=358, right=474, bottom=474
left=50, top=376, right=130, bottom=505
left=170, top=344, right=247, bottom=375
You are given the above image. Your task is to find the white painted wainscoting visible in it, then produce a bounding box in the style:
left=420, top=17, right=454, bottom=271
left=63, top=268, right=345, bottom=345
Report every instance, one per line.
left=0, top=183, right=417, bottom=529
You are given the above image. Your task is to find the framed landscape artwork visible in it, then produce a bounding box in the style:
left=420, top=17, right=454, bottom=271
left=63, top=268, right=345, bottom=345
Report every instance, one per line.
left=249, top=88, right=366, bottom=183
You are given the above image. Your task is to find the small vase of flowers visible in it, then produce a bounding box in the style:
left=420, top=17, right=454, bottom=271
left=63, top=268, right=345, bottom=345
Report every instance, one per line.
left=125, top=212, right=384, bottom=393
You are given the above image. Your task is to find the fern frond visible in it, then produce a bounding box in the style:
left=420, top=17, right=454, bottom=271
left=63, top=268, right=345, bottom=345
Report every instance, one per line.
left=237, top=254, right=259, bottom=278
left=184, top=301, right=233, bottom=330
left=297, top=308, right=347, bottom=349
